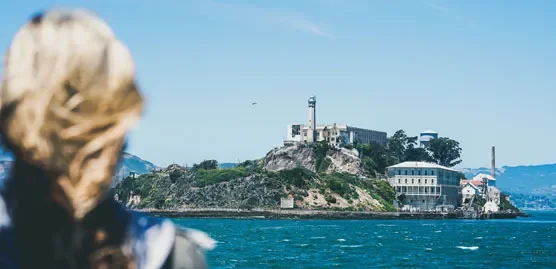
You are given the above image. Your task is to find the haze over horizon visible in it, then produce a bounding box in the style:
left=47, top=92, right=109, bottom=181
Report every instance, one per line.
left=1, top=0, right=555, bottom=168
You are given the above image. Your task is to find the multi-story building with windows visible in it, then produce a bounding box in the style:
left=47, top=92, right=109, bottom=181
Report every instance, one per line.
left=284, top=96, right=387, bottom=148
left=286, top=123, right=387, bottom=148
left=386, top=161, right=463, bottom=211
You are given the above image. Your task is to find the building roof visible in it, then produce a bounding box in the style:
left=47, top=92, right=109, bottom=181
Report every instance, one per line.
left=488, top=186, right=500, bottom=192
left=386, top=161, right=460, bottom=172
left=460, top=179, right=484, bottom=187
left=420, top=129, right=438, bottom=134
left=472, top=173, right=496, bottom=181
left=462, top=182, right=479, bottom=190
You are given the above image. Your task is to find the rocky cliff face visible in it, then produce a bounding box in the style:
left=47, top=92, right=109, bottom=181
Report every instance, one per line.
left=115, top=144, right=396, bottom=212
left=326, top=147, right=362, bottom=175
left=263, top=144, right=363, bottom=175
left=115, top=168, right=394, bottom=211
left=263, top=144, right=317, bottom=172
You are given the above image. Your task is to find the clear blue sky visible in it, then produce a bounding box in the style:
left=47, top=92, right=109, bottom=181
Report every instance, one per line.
left=1, top=0, right=555, bottom=168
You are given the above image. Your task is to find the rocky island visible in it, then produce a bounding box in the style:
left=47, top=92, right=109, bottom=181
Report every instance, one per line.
left=114, top=130, right=526, bottom=219
left=115, top=142, right=397, bottom=212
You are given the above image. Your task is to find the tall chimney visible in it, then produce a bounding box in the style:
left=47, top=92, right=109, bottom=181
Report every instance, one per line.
left=491, top=146, right=496, bottom=178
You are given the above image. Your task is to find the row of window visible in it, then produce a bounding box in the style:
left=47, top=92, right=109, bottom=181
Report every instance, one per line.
left=398, top=169, right=435, bottom=176
left=396, top=186, right=441, bottom=194
left=398, top=178, right=435, bottom=184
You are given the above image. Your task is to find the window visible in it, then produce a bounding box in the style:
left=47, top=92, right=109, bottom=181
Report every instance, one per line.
left=405, top=179, right=407, bottom=183
left=412, top=179, right=414, bottom=184
left=418, top=170, right=421, bottom=175
left=404, top=170, right=408, bottom=175
left=425, top=179, right=427, bottom=184
left=431, top=179, right=434, bottom=184
left=411, top=170, right=414, bottom=175
left=432, top=170, right=435, bottom=176
left=425, top=170, right=428, bottom=176
left=418, top=179, right=421, bottom=184
left=398, top=170, right=401, bottom=175
left=398, top=179, right=400, bottom=184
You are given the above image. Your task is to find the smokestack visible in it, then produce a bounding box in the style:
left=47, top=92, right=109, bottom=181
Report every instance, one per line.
left=491, top=146, right=496, bottom=178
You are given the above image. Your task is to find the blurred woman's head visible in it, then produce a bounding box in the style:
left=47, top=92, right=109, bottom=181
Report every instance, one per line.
left=0, top=8, right=144, bottom=219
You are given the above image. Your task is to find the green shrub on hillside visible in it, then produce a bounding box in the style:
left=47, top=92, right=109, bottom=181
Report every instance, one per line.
left=311, top=141, right=330, bottom=173
left=317, top=157, right=332, bottom=173
left=276, top=167, right=315, bottom=188
left=193, top=167, right=249, bottom=187
left=325, top=195, right=337, bottom=204
left=323, top=173, right=360, bottom=200
left=374, top=180, right=396, bottom=204
left=192, top=160, right=218, bottom=170
left=500, top=193, right=519, bottom=212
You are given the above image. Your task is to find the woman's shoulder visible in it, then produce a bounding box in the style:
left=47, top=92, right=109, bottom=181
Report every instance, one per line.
left=0, top=195, right=215, bottom=269
left=127, top=212, right=215, bottom=268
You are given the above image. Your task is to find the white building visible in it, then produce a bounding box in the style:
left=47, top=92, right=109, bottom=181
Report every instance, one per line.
left=472, top=173, right=497, bottom=187
left=284, top=96, right=387, bottom=147
left=461, top=182, right=479, bottom=205
left=483, top=201, right=499, bottom=213
left=286, top=123, right=387, bottom=148
left=487, top=186, right=501, bottom=205
left=460, top=173, right=501, bottom=211
left=387, top=161, right=463, bottom=211
left=419, top=129, right=438, bottom=148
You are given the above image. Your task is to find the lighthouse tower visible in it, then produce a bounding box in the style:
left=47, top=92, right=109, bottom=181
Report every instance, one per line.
left=307, top=95, right=317, bottom=143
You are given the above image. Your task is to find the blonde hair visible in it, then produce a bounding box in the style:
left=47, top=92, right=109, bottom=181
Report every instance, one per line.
left=0, top=9, right=144, bottom=219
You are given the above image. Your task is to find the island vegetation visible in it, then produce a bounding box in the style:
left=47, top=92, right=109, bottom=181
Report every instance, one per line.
left=114, top=129, right=518, bottom=213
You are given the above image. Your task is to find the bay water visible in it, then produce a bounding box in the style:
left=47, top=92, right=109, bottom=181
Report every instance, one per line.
left=171, top=211, right=556, bottom=268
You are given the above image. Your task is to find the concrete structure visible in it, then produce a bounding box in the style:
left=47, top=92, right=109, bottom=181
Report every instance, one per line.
left=472, top=173, right=496, bottom=188
left=307, top=95, right=317, bottom=143
left=419, top=130, right=438, bottom=148
left=491, top=146, right=496, bottom=178
left=487, top=186, right=501, bottom=205
left=387, top=161, right=463, bottom=211
left=483, top=201, right=499, bottom=213
left=284, top=95, right=387, bottom=147
left=460, top=174, right=496, bottom=193
left=280, top=197, right=294, bottom=209
left=460, top=173, right=501, bottom=211
left=286, top=123, right=387, bottom=148
left=461, top=182, right=479, bottom=205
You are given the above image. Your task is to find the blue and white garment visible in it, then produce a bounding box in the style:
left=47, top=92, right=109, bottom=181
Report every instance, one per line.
left=127, top=212, right=216, bottom=269
left=0, top=196, right=215, bottom=269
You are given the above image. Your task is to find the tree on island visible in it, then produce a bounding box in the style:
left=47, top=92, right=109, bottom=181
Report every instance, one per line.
left=353, top=129, right=463, bottom=176
left=192, top=159, right=218, bottom=170
left=427, top=137, right=463, bottom=167
left=387, top=130, right=434, bottom=163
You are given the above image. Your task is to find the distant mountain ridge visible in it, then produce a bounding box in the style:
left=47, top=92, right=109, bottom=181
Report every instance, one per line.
left=0, top=149, right=158, bottom=187
left=0, top=145, right=554, bottom=196
left=461, top=163, right=556, bottom=194
left=218, top=162, right=556, bottom=195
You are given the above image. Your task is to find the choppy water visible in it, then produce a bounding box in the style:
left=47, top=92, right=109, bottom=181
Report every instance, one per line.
left=171, top=211, right=556, bottom=268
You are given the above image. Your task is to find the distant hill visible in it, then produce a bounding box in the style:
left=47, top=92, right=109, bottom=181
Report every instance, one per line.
left=0, top=148, right=157, bottom=187
left=461, top=164, right=556, bottom=194
left=218, top=163, right=238, bottom=169
left=1, top=143, right=554, bottom=197
left=112, top=153, right=158, bottom=186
